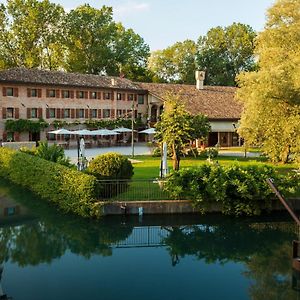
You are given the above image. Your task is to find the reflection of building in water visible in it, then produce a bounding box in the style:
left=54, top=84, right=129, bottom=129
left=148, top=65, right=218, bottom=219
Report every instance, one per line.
left=0, top=195, right=31, bottom=226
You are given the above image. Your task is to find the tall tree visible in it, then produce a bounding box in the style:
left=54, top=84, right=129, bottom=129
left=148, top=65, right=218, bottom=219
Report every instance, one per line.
left=148, top=40, right=197, bottom=84
left=155, top=93, right=210, bottom=170
left=196, top=23, right=256, bottom=86
left=112, top=24, right=150, bottom=81
left=65, top=5, right=117, bottom=74
left=237, top=0, right=300, bottom=163
left=0, top=0, right=66, bottom=70
left=65, top=5, right=150, bottom=78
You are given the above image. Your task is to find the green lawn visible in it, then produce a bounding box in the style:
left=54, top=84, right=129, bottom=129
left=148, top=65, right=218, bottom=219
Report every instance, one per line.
left=131, top=155, right=298, bottom=179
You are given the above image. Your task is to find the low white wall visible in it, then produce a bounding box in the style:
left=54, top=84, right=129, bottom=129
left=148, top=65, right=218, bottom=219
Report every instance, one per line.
left=1, top=141, right=36, bottom=150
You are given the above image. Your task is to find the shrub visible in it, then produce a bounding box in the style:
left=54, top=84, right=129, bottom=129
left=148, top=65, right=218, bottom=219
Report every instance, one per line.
left=199, top=147, right=219, bottom=159
left=87, top=152, right=133, bottom=180
left=86, top=152, right=134, bottom=198
left=163, top=163, right=300, bottom=216
left=20, top=141, right=71, bottom=167
left=185, top=148, right=199, bottom=157
left=152, top=147, right=161, bottom=157
left=0, top=147, right=101, bottom=218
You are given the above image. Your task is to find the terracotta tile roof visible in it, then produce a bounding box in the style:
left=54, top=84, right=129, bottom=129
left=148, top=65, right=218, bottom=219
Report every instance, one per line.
left=0, top=68, right=145, bottom=91
left=138, top=82, right=242, bottom=120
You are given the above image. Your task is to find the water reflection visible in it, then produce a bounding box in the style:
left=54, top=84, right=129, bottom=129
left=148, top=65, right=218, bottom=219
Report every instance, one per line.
left=0, top=179, right=299, bottom=300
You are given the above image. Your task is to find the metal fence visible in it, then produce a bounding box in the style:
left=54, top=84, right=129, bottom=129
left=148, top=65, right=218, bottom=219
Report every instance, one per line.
left=96, top=179, right=174, bottom=201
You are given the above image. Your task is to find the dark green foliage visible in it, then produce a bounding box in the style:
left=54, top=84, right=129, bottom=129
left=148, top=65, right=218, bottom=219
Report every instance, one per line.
left=87, top=152, right=133, bottom=180
left=85, top=117, right=144, bottom=130
left=164, top=164, right=300, bottom=216
left=0, top=147, right=101, bottom=218
left=5, top=119, right=48, bottom=133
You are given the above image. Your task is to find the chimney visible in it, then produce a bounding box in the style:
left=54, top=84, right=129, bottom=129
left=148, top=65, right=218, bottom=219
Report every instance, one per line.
left=111, top=78, right=116, bottom=86
left=195, top=71, right=205, bottom=90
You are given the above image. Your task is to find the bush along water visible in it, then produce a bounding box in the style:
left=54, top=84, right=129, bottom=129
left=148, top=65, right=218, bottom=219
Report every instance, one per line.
left=163, top=163, right=300, bottom=216
left=86, top=152, right=133, bottom=198
left=0, top=147, right=102, bottom=218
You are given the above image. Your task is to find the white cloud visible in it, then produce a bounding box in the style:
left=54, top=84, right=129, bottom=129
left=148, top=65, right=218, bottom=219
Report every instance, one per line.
left=114, top=1, right=150, bottom=17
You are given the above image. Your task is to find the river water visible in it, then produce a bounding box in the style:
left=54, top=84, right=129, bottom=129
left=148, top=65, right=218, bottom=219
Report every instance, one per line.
left=0, top=179, right=299, bottom=300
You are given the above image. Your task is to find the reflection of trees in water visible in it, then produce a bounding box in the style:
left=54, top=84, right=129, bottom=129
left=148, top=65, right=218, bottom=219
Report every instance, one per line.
left=1, top=180, right=300, bottom=298
left=245, top=243, right=298, bottom=300
left=0, top=219, right=133, bottom=266
left=163, top=221, right=296, bottom=264
left=0, top=180, right=133, bottom=266
left=162, top=221, right=298, bottom=299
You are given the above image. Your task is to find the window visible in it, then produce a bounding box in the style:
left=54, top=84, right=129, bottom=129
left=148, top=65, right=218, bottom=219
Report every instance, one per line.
left=78, top=109, right=84, bottom=118
left=138, top=113, right=142, bottom=119
left=104, top=92, right=111, bottom=100
left=91, top=109, right=97, bottom=118
left=78, top=91, right=84, bottom=98
left=49, top=90, right=56, bottom=97
left=31, top=89, right=38, bottom=97
left=117, top=109, right=122, bottom=117
left=117, top=93, right=122, bottom=100
left=90, top=91, right=97, bottom=99
left=6, top=88, right=13, bottom=96
left=138, top=95, right=144, bottom=104
left=103, top=109, right=110, bottom=118
left=6, top=108, right=14, bottom=118
left=31, top=108, right=38, bottom=118
left=128, top=94, right=134, bottom=101
left=49, top=108, right=56, bottom=118
left=63, top=90, right=70, bottom=98
left=64, top=109, right=70, bottom=118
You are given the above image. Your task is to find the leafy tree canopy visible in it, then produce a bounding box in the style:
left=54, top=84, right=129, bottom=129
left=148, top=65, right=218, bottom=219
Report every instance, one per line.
left=148, top=40, right=197, bottom=84
left=0, top=0, right=150, bottom=81
left=237, top=0, right=300, bottom=163
left=0, top=0, right=66, bottom=70
left=196, top=22, right=256, bottom=86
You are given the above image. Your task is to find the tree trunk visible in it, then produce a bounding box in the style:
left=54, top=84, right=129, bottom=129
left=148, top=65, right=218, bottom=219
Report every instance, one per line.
left=172, top=143, right=180, bottom=171
left=281, top=145, right=291, bottom=164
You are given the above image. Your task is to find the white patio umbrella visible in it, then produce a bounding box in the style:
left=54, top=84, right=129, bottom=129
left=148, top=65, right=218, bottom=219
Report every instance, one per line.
left=139, top=128, right=156, bottom=134
left=160, top=142, right=169, bottom=178
left=72, top=129, right=93, bottom=136
left=112, top=127, right=132, bottom=133
left=48, top=128, right=73, bottom=135
left=92, top=129, right=119, bottom=136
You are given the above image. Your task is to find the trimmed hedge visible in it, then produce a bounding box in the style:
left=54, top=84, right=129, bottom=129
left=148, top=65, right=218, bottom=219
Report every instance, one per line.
left=163, top=163, right=300, bottom=216
left=0, top=147, right=101, bottom=218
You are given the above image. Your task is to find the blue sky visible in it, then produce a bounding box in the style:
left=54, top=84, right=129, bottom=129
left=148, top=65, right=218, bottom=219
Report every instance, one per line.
left=54, top=0, right=275, bottom=50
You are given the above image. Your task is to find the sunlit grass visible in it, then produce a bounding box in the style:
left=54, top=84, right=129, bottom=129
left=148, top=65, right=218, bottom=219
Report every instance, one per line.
left=130, top=155, right=298, bottom=179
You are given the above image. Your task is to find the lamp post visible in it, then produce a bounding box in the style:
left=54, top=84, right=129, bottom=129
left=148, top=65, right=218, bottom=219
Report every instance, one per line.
left=131, top=101, right=135, bottom=158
